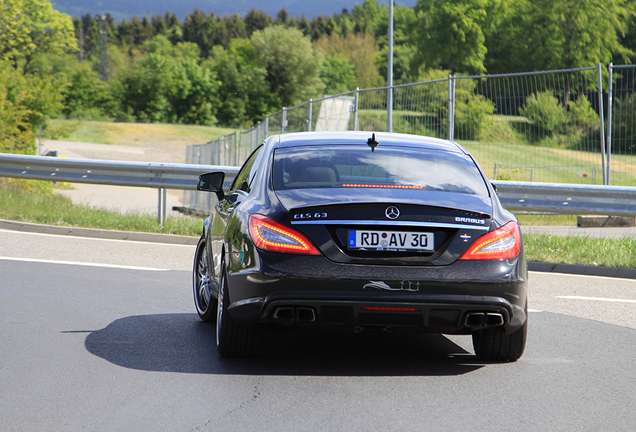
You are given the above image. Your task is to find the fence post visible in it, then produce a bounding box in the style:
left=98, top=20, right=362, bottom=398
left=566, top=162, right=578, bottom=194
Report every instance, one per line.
left=448, top=74, right=455, bottom=141
left=308, top=99, right=313, bottom=132
left=281, top=108, right=287, bottom=134
left=354, top=88, right=359, bottom=131
left=607, top=63, right=613, bottom=185
left=597, top=63, right=607, bottom=185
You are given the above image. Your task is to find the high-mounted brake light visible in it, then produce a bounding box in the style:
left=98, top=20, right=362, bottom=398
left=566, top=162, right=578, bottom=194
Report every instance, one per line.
left=459, top=221, right=521, bottom=261
left=342, top=184, right=424, bottom=190
left=249, top=214, right=321, bottom=255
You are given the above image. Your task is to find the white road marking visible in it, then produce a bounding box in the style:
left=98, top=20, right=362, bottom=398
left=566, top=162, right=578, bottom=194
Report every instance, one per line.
left=0, top=228, right=195, bottom=247
left=528, top=309, right=542, bottom=313
left=555, top=295, right=636, bottom=304
left=0, top=256, right=169, bottom=271
left=529, top=271, right=636, bottom=282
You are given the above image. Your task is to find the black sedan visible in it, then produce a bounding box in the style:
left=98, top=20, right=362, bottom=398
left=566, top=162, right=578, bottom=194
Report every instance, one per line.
left=193, top=131, right=527, bottom=361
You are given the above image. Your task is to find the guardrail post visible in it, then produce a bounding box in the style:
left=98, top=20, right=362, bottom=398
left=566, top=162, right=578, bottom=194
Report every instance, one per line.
left=158, top=188, right=166, bottom=226
left=597, top=63, right=607, bottom=185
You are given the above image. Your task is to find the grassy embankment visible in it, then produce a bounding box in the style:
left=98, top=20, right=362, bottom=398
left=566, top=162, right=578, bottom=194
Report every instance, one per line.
left=2, top=119, right=635, bottom=266
left=45, top=119, right=236, bottom=146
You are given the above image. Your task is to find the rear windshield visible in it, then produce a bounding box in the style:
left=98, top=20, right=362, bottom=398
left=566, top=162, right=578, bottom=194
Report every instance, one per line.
left=272, top=145, right=489, bottom=196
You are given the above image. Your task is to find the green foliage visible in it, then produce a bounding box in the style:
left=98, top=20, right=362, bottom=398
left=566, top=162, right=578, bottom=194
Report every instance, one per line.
left=251, top=26, right=324, bottom=106
left=519, top=92, right=568, bottom=136
left=485, top=0, right=635, bottom=73
left=520, top=92, right=599, bottom=144
left=0, top=0, right=77, bottom=72
left=411, top=0, right=489, bottom=74
left=568, top=95, right=599, bottom=134
left=116, top=53, right=220, bottom=124
left=0, top=63, right=36, bottom=154
left=314, top=32, right=381, bottom=89
left=320, top=54, right=357, bottom=95
left=453, top=79, right=496, bottom=140
left=611, top=93, right=636, bottom=153
left=204, top=39, right=279, bottom=126
left=62, top=62, right=116, bottom=118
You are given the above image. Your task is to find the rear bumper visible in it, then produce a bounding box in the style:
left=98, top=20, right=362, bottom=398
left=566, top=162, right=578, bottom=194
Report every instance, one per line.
left=225, top=253, right=527, bottom=333
left=228, top=291, right=526, bottom=334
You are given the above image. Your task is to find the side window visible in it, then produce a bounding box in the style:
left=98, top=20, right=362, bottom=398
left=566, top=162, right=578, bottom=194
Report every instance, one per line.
left=229, top=145, right=263, bottom=193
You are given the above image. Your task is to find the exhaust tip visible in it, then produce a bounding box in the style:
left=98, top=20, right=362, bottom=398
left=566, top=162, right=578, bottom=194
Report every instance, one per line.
left=296, top=307, right=316, bottom=323
left=465, top=313, right=485, bottom=328
left=273, top=307, right=296, bottom=322
left=485, top=313, right=504, bottom=327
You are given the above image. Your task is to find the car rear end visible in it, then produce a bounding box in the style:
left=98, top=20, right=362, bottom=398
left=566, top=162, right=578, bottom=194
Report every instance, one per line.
left=226, top=133, right=527, bottom=342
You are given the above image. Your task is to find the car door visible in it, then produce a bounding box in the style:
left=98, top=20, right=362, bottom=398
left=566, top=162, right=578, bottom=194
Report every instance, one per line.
left=209, top=145, right=264, bottom=282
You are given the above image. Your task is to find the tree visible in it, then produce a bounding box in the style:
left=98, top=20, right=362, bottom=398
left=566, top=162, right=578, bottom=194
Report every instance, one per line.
left=410, top=0, right=489, bottom=74
left=486, top=0, right=635, bottom=74
left=251, top=26, right=324, bottom=106
left=314, top=32, right=381, bottom=89
left=62, top=62, right=116, bottom=118
left=244, top=9, right=271, bottom=36
left=205, top=39, right=279, bottom=126
left=0, top=63, right=35, bottom=154
left=320, top=53, right=357, bottom=95
left=117, top=53, right=220, bottom=124
left=519, top=0, right=634, bottom=71
left=0, top=0, right=77, bottom=72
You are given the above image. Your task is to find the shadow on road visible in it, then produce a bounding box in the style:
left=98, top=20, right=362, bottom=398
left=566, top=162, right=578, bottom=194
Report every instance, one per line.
left=84, top=313, right=485, bottom=376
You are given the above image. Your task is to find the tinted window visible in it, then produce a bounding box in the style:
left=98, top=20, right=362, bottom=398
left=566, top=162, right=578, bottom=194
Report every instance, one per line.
left=272, top=146, right=488, bottom=196
left=230, top=146, right=263, bottom=193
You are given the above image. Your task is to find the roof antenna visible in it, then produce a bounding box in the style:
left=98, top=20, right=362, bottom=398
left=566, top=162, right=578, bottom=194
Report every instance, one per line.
left=367, top=133, right=379, bottom=152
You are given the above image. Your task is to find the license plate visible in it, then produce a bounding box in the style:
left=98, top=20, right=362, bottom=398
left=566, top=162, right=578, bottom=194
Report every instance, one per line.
left=348, top=230, right=434, bottom=252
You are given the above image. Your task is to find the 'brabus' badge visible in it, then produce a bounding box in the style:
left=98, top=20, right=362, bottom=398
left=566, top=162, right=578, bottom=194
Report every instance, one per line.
left=385, top=206, right=400, bottom=220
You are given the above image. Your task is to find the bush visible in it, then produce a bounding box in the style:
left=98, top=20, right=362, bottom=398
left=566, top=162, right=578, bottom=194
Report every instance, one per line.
left=519, top=91, right=568, bottom=136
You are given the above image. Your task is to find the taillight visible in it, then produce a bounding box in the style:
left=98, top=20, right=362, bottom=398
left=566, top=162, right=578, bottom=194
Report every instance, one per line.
left=249, top=214, right=321, bottom=255
left=459, top=221, right=521, bottom=260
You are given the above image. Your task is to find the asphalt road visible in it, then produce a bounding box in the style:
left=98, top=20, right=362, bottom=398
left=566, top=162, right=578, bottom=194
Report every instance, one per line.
left=1, top=229, right=635, bottom=431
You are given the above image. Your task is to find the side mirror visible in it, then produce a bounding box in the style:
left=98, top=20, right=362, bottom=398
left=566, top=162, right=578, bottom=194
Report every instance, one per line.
left=491, top=182, right=498, bottom=194
left=197, top=172, right=225, bottom=200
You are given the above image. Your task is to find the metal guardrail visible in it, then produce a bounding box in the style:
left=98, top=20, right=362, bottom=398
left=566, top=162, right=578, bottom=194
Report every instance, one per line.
left=493, top=181, right=636, bottom=217
left=0, top=153, right=239, bottom=224
left=2, top=154, right=636, bottom=222
left=0, top=153, right=239, bottom=189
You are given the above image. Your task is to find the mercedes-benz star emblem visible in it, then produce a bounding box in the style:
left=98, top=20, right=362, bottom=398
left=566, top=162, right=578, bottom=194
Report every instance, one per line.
left=385, top=206, right=400, bottom=220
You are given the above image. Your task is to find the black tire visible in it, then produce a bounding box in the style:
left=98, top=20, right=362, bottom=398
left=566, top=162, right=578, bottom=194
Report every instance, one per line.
left=216, top=263, right=264, bottom=358
left=193, top=236, right=216, bottom=322
left=472, top=317, right=527, bottom=362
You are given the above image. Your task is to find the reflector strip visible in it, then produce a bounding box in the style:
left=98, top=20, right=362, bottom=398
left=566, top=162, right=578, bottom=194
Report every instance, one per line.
left=361, top=306, right=420, bottom=313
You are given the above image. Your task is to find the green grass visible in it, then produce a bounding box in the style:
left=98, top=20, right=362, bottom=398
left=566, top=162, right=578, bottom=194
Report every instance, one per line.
left=517, top=214, right=577, bottom=226
left=524, top=234, right=636, bottom=268
left=46, top=119, right=237, bottom=146
left=2, top=180, right=635, bottom=267
left=0, top=180, right=201, bottom=237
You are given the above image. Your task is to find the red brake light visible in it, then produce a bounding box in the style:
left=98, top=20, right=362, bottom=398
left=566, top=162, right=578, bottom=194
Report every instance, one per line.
left=343, top=184, right=424, bottom=190
left=249, top=214, right=321, bottom=255
left=459, top=222, right=521, bottom=261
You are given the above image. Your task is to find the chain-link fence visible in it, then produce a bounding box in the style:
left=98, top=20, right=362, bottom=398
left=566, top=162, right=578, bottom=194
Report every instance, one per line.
left=184, top=64, right=636, bottom=213
left=608, top=64, right=636, bottom=186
